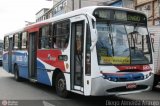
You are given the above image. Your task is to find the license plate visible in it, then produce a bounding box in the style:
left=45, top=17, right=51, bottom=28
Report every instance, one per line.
left=126, top=83, right=137, bottom=89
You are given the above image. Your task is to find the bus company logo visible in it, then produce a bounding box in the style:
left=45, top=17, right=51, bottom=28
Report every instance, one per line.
left=16, top=56, right=23, bottom=62
left=2, top=100, right=8, bottom=106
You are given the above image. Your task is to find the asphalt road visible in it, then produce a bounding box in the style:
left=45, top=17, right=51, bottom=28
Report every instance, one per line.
left=0, top=67, right=160, bottom=106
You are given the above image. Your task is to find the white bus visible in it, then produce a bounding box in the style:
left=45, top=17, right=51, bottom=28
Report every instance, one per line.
left=3, top=6, right=154, bottom=97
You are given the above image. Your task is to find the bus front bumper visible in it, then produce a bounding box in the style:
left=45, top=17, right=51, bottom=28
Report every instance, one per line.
left=90, top=75, right=154, bottom=96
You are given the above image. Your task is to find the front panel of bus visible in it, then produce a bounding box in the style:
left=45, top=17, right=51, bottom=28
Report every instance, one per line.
left=90, top=8, right=154, bottom=95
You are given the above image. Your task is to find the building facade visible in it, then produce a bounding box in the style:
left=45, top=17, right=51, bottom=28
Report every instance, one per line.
left=135, top=0, right=160, bottom=26
left=36, top=0, right=160, bottom=26
left=101, top=0, right=160, bottom=26
left=99, top=0, right=135, bottom=9
left=36, top=8, right=49, bottom=22
left=36, top=0, right=109, bottom=22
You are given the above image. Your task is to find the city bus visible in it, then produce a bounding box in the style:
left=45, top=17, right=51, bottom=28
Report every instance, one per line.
left=3, top=6, right=154, bottom=97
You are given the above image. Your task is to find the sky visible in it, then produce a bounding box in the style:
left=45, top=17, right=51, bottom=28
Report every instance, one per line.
left=0, top=0, right=52, bottom=40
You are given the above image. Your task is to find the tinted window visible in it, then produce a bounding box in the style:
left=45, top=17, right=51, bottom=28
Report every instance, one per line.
left=4, top=37, right=9, bottom=51
left=21, top=32, right=27, bottom=49
left=39, top=25, right=52, bottom=49
left=13, top=34, right=19, bottom=49
left=54, top=20, right=69, bottom=49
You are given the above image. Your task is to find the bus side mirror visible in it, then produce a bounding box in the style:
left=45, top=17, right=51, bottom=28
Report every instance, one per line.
left=90, top=29, right=98, bottom=51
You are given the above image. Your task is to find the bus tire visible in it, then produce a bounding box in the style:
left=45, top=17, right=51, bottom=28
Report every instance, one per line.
left=153, top=74, right=159, bottom=87
left=55, top=73, right=68, bottom=98
left=14, top=65, right=22, bottom=81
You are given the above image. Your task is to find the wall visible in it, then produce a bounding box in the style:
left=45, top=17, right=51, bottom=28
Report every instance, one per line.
left=123, top=0, right=134, bottom=9
left=136, top=0, right=159, bottom=26
left=149, top=26, right=160, bottom=74
left=136, top=0, right=153, bottom=5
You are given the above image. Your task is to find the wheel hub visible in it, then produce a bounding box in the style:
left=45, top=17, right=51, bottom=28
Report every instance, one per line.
left=58, top=79, right=65, bottom=91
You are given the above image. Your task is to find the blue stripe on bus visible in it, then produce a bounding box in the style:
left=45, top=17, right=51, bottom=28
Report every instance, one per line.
left=3, top=51, right=52, bottom=86
left=37, top=60, right=51, bottom=86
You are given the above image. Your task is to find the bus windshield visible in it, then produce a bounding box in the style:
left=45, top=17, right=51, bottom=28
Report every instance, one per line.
left=96, top=22, right=152, bottom=65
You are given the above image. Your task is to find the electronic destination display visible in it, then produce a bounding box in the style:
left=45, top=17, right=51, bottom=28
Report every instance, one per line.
left=94, top=9, right=147, bottom=23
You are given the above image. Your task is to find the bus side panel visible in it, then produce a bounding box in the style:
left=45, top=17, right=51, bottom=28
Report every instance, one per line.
left=37, top=59, right=51, bottom=86
left=3, top=52, right=9, bottom=72
left=36, top=49, right=66, bottom=86
left=13, top=51, right=29, bottom=79
left=18, top=64, right=28, bottom=79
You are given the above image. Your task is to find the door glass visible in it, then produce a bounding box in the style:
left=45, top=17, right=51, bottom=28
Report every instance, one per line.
left=29, top=33, right=37, bottom=78
left=74, top=22, right=84, bottom=86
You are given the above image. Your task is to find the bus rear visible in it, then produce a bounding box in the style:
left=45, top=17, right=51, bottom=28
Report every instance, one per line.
left=90, top=7, right=154, bottom=95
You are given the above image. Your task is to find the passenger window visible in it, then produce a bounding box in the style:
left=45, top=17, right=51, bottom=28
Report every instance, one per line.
left=39, top=25, right=52, bottom=49
left=13, top=34, right=19, bottom=49
left=4, top=37, right=9, bottom=51
left=53, top=20, right=69, bottom=49
left=21, top=32, right=27, bottom=49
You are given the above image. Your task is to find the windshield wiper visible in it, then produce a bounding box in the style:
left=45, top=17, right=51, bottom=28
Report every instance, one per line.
left=130, top=33, right=136, bottom=52
left=109, top=33, right=114, bottom=56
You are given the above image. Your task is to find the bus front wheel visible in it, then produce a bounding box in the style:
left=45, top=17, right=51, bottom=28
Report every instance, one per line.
left=55, top=73, right=68, bottom=98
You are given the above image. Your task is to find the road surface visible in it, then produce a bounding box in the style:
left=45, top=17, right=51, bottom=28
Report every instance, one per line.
left=0, top=67, right=160, bottom=106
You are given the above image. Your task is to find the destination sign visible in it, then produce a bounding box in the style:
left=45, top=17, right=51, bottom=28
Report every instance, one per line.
left=127, top=12, right=145, bottom=22
left=94, top=9, right=113, bottom=20
left=128, top=15, right=140, bottom=22
left=94, top=9, right=147, bottom=23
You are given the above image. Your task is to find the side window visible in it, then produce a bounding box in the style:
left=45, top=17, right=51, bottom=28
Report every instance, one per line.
left=54, top=20, right=69, bottom=49
left=4, top=36, right=9, bottom=51
left=21, top=32, right=27, bottom=49
left=13, top=34, right=19, bottom=49
left=39, top=25, right=52, bottom=49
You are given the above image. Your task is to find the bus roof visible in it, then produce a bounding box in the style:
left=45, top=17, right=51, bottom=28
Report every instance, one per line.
left=4, top=6, right=146, bottom=37
left=4, top=28, right=24, bottom=37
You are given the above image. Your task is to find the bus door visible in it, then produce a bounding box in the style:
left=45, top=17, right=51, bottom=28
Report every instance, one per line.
left=71, top=19, right=85, bottom=92
left=28, top=32, right=37, bottom=80
left=8, top=37, right=13, bottom=73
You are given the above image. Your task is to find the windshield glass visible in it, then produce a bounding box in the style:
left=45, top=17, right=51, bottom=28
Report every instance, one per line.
left=96, top=22, right=152, bottom=65
left=126, top=25, right=151, bottom=64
